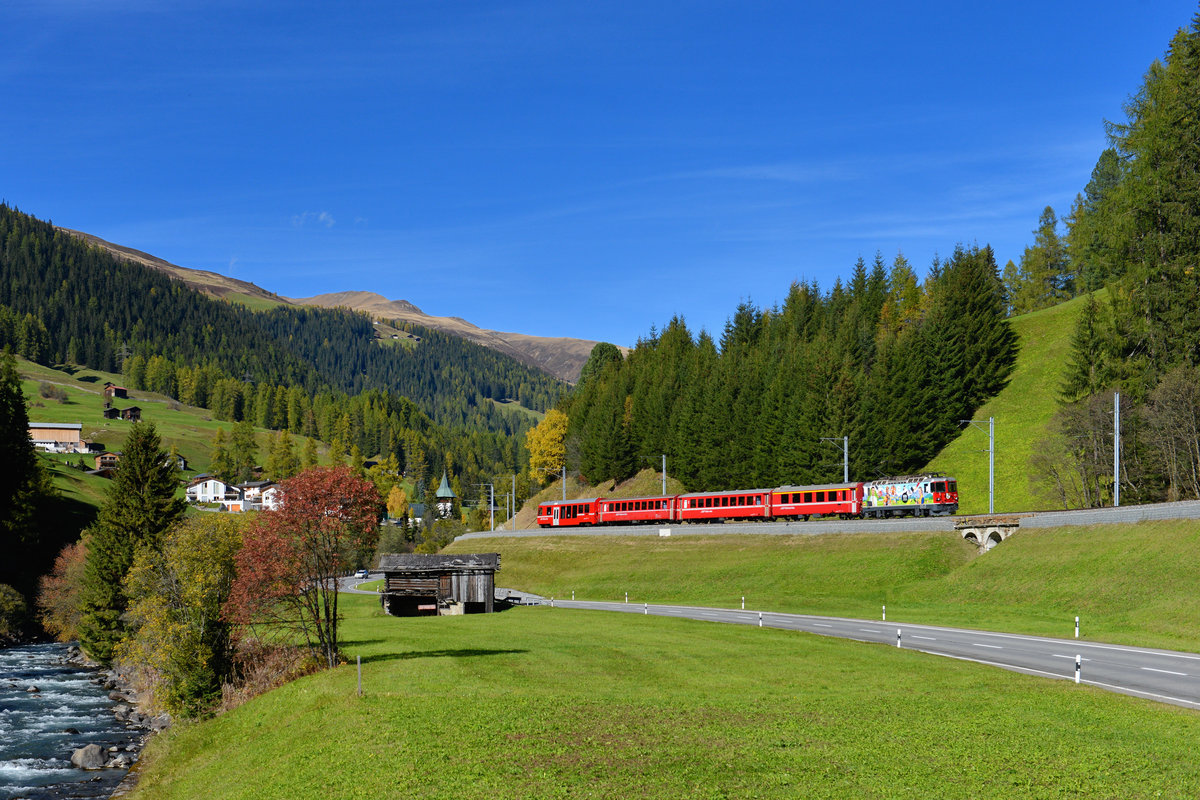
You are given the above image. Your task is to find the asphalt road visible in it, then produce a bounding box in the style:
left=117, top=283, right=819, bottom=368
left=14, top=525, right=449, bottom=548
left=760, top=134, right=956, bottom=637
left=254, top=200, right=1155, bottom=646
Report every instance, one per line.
left=548, top=599, right=1200, bottom=710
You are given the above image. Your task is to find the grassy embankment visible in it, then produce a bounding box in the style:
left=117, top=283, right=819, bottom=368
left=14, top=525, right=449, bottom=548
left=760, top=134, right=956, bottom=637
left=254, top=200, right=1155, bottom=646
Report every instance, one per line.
left=131, top=522, right=1200, bottom=798
left=928, top=293, right=1097, bottom=514
left=453, top=521, right=1200, bottom=653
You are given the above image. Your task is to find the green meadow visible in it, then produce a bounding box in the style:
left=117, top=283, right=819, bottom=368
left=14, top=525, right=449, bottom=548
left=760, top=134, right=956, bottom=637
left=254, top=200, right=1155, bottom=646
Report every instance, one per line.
left=129, top=523, right=1200, bottom=799
left=130, top=592, right=1200, bottom=800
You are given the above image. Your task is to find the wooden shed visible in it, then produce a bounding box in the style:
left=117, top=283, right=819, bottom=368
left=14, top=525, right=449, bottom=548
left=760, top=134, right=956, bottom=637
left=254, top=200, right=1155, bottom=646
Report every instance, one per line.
left=378, top=553, right=499, bottom=617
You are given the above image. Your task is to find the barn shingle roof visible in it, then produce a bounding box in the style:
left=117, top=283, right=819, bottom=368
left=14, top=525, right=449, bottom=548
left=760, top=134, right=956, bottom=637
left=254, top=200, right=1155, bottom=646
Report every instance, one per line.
left=378, top=553, right=499, bottom=572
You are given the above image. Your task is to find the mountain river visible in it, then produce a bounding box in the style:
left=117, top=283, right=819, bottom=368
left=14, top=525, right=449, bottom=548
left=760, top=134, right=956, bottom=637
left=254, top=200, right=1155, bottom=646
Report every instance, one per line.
left=1, top=642, right=140, bottom=800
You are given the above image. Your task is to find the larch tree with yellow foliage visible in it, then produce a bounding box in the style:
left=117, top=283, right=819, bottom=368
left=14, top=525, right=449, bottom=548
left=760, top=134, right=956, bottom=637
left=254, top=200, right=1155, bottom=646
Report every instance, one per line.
left=526, top=408, right=568, bottom=485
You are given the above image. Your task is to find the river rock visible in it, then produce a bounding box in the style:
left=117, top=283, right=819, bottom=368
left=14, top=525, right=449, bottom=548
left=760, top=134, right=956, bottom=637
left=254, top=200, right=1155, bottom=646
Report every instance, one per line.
left=71, top=744, right=108, bottom=770
left=149, top=713, right=171, bottom=731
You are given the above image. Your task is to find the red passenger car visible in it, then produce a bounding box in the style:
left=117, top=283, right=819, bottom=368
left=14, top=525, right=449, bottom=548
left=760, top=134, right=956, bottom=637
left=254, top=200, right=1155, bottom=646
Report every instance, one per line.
left=536, top=498, right=602, bottom=528
left=770, top=482, right=862, bottom=520
left=597, top=495, right=676, bottom=525
left=677, top=490, right=771, bottom=522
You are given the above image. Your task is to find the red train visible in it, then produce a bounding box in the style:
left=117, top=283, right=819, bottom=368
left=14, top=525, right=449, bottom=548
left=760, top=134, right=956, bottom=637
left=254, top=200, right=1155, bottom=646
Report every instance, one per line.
left=535, top=475, right=958, bottom=528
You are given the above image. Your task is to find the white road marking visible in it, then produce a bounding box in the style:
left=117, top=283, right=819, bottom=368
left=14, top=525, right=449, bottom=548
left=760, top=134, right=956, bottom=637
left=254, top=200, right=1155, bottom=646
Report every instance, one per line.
left=858, top=628, right=881, bottom=633
left=1052, top=654, right=1091, bottom=661
left=972, top=643, right=1002, bottom=649
left=912, top=635, right=937, bottom=641
left=1141, top=667, right=1187, bottom=676
left=811, top=623, right=833, bottom=628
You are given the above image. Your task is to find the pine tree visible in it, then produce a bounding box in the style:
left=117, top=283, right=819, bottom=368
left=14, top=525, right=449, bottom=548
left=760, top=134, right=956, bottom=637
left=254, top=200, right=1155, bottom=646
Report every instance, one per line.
left=266, top=429, right=300, bottom=481
left=0, top=351, right=52, bottom=592
left=78, top=422, right=187, bottom=663
left=208, top=427, right=234, bottom=482
left=230, top=418, right=258, bottom=483
left=1095, top=16, right=1200, bottom=371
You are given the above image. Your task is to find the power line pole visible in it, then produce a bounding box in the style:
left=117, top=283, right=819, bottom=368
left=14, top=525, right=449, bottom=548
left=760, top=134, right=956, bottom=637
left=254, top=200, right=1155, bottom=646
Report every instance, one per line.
left=1114, top=392, right=1121, bottom=507
left=821, top=436, right=849, bottom=482
left=960, top=417, right=994, bottom=514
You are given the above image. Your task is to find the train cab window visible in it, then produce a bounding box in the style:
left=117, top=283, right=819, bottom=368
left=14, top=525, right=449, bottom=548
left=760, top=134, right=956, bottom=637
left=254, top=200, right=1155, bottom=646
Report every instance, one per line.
left=948, top=481, right=957, bottom=493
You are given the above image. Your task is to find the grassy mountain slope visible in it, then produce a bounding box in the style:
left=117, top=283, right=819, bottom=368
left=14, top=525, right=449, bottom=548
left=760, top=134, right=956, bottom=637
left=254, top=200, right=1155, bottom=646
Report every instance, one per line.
left=19, top=358, right=322, bottom=518
left=926, top=293, right=1094, bottom=514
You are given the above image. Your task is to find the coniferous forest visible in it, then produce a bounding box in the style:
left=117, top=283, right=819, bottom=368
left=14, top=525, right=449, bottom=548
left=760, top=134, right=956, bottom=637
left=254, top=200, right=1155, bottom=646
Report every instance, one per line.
left=565, top=246, right=1018, bottom=490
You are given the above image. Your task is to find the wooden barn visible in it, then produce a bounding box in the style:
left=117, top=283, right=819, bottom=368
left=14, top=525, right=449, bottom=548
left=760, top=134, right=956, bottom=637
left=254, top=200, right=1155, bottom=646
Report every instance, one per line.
left=378, top=553, right=499, bottom=616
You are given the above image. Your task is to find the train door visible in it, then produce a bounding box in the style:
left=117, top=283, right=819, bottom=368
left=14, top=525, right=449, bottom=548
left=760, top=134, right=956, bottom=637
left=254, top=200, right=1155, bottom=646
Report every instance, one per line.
left=552, top=505, right=560, bottom=526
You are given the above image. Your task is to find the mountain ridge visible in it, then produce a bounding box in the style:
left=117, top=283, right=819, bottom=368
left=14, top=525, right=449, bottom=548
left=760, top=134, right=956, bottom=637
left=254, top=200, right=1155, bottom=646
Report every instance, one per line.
left=57, top=228, right=607, bottom=383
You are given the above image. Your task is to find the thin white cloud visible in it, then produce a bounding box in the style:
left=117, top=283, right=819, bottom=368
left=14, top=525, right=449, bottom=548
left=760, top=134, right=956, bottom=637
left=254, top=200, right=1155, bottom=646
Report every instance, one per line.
left=292, top=211, right=336, bottom=229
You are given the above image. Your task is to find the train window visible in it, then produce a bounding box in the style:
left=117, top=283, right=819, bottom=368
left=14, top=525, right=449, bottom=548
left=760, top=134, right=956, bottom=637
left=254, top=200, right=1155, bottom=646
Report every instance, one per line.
left=815, top=492, right=823, bottom=502
left=948, top=481, right=957, bottom=492
left=802, top=492, right=810, bottom=503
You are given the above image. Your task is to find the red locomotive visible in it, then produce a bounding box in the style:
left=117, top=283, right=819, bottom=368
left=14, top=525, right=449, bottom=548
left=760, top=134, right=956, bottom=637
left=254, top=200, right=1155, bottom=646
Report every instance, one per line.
left=535, top=474, right=957, bottom=528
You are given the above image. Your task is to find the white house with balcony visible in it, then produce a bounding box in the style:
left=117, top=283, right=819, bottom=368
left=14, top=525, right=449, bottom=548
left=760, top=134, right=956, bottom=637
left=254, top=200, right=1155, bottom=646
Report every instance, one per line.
left=186, top=475, right=238, bottom=505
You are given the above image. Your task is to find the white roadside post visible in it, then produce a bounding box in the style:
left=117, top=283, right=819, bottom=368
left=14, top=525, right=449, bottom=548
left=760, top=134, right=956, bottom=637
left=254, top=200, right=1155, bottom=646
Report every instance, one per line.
left=758, top=611, right=763, bottom=628
left=625, top=591, right=628, bottom=604
left=882, top=604, right=886, bottom=621
left=897, top=629, right=901, bottom=648
left=1075, top=616, right=1080, bottom=639
left=741, top=596, right=745, bottom=610
left=644, top=602, right=648, bottom=615
left=1075, top=655, right=1082, bottom=684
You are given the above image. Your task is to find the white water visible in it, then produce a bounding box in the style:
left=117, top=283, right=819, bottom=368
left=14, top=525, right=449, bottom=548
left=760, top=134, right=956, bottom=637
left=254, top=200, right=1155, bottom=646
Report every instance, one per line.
left=0, top=643, right=138, bottom=799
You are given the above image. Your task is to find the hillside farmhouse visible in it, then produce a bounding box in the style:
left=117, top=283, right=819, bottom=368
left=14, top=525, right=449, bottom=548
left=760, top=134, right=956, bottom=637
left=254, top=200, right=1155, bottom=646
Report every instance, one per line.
left=29, top=422, right=85, bottom=453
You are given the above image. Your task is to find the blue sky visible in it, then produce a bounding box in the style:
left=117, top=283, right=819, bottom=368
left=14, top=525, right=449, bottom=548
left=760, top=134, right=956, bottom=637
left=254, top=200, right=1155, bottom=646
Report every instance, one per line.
left=4, top=1, right=1196, bottom=347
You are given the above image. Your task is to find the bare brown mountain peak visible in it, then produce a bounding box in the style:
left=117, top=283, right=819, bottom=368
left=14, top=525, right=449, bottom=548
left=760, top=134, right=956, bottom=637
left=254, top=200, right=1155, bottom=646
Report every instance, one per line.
left=58, top=227, right=613, bottom=383
left=292, top=291, right=612, bottom=382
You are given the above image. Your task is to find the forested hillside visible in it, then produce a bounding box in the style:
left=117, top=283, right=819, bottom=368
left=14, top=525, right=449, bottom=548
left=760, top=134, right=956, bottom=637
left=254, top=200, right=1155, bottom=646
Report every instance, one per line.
left=1008, top=12, right=1200, bottom=508
left=565, top=246, right=1017, bottom=490
left=0, top=204, right=563, bottom=436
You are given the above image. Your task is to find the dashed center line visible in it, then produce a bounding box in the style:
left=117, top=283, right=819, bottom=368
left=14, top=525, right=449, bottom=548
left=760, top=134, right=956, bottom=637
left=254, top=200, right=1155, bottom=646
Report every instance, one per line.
left=1142, top=667, right=1187, bottom=676
left=858, top=628, right=881, bottom=633
left=811, top=623, right=833, bottom=628
left=1052, top=654, right=1091, bottom=661
left=911, top=635, right=937, bottom=641
left=972, top=643, right=1003, bottom=649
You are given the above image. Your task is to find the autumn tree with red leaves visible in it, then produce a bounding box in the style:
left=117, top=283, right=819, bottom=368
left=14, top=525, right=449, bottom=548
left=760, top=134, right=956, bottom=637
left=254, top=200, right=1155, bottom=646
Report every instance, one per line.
left=226, top=465, right=380, bottom=669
